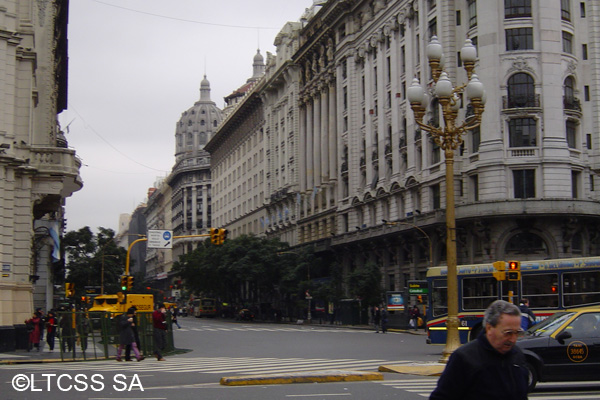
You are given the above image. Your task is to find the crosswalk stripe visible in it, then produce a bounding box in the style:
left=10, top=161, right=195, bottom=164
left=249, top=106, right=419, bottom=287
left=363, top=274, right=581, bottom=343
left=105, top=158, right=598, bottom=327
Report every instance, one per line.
left=0, top=356, right=397, bottom=375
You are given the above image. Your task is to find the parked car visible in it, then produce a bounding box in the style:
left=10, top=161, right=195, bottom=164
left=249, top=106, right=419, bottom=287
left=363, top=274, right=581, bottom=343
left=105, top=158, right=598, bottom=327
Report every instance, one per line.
left=516, top=306, right=600, bottom=391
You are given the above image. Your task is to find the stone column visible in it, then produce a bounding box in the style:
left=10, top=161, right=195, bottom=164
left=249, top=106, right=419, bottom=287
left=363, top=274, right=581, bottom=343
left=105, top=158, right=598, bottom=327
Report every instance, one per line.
left=299, top=102, right=307, bottom=193
left=320, top=84, right=329, bottom=182
left=313, top=90, right=321, bottom=188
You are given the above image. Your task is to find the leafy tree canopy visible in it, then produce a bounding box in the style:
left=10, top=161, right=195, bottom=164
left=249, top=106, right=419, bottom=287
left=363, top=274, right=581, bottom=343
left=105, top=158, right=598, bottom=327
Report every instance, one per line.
left=63, top=227, right=127, bottom=296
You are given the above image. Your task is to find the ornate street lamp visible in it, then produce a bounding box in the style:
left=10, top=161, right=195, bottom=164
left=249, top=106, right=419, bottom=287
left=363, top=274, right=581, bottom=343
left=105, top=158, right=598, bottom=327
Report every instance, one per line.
left=407, top=36, right=485, bottom=363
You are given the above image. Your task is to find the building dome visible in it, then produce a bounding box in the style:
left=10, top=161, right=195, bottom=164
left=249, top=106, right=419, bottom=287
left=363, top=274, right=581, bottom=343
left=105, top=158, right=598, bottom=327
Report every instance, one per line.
left=174, top=75, right=223, bottom=164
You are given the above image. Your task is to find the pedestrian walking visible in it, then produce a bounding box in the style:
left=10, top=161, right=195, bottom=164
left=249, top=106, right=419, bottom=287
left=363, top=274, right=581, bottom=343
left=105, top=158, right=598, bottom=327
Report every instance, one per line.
left=125, top=306, right=141, bottom=361
left=116, top=307, right=144, bottom=362
left=25, top=311, right=42, bottom=351
left=46, top=310, right=57, bottom=352
left=519, top=298, right=536, bottom=330
left=381, top=308, right=388, bottom=333
left=373, top=306, right=381, bottom=333
left=409, top=305, right=420, bottom=331
left=59, top=307, right=74, bottom=353
left=152, top=303, right=167, bottom=361
left=429, top=300, right=528, bottom=400
left=171, top=306, right=181, bottom=329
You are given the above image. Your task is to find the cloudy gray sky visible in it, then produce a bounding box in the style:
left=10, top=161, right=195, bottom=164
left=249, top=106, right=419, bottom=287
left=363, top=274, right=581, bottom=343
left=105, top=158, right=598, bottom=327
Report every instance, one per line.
left=58, top=0, right=313, bottom=234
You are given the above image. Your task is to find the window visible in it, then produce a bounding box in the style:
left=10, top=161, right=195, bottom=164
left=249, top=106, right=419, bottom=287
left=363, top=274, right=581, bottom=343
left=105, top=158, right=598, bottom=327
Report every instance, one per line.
left=562, top=31, right=573, bottom=54
left=505, top=0, right=531, bottom=18
left=572, top=170, right=580, bottom=198
left=583, top=44, right=588, bottom=60
left=506, top=28, right=533, bottom=51
left=561, top=0, right=571, bottom=21
left=522, top=273, right=559, bottom=308
left=470, top=175, right=479, bottom=202
left=563, top=271, right=600, bottom=306
left=428, top=18, right=437, bottom=39
left=507, top=73, right=535, bottom=107
left=471, top=127, right=480, bottom=153
left=580, top=2, right=586, bottom=18
left=509, top=118, right=536, bottom=147
left=587, top=133, right=592, bottom=150
left=513, top=169, right=535, bottom=198
left=564, top=76, right=576, bottom=109
left=431, top=138, right=440, bottom=164
left=584, top=85, right=590, bottom=101
left=456, top=10, right=461, bottom=26
left=566, top=119, right=577, bottom=148
left=431, top=184, right=441, bottom=209
left=468, top=0, right=477, bottom=27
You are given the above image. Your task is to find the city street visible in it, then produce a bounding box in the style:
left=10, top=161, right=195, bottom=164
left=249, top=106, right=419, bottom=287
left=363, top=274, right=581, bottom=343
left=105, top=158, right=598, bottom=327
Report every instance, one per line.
left=1, top=317, right=599, bottom=399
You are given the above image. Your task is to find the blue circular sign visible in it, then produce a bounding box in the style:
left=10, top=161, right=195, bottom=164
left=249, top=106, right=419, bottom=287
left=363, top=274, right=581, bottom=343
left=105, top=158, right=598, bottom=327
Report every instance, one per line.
left=163, top=231, right=172, bottom=240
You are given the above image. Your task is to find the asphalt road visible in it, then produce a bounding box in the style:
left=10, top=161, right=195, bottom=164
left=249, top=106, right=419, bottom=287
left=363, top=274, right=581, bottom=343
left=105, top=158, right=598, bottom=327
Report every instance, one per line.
left=1, top=317, right=599, bottom=399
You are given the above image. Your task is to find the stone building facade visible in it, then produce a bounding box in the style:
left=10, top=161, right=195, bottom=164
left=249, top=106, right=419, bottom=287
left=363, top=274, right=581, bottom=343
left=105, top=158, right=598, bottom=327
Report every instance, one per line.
left=0, top=0, right=82, bottom=350
left=206, top=0, right=600, bottom=298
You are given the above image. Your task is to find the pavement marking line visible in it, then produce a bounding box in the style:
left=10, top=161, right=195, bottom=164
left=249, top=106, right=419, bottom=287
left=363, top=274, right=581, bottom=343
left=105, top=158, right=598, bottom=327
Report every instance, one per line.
left=285, top=394, right=352, bottom=397
left=530, top=396, right=600, bottom=400
left=220, top=369, right=384, bottom=386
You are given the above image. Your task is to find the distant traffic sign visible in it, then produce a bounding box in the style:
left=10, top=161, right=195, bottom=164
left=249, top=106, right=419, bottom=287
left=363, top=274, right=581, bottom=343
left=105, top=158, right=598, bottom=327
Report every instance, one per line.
left=148, top=230, right=173, bottom=249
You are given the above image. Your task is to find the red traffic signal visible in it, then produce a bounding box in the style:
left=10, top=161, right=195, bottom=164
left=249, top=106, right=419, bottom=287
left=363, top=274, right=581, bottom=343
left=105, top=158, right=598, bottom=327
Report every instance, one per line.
left=507, top=260, right=521, bottom=281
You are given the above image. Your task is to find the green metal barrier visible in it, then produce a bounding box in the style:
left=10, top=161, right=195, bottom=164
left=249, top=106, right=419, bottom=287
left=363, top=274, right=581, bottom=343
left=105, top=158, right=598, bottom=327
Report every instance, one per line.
left=55, top=310, right=174, bottom=361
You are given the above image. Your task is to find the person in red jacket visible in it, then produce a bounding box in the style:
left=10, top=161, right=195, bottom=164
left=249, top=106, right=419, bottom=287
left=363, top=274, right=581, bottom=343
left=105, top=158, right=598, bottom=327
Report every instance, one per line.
left=25, top=312, right=42, bottom=352
left=152, top=303, right=167, bottom=361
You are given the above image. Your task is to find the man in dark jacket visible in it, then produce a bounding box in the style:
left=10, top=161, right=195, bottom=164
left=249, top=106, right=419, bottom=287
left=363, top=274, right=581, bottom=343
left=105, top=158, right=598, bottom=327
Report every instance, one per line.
left=430, top=300, right=529, bottom=400
left=152, top=303, right=167, bottom=361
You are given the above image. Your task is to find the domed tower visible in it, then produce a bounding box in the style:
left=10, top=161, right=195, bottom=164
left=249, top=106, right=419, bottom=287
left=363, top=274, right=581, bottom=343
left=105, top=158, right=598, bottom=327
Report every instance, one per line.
left=174, top=75, right=223, bottom=163
left=169, top=75, right=224, bottom=242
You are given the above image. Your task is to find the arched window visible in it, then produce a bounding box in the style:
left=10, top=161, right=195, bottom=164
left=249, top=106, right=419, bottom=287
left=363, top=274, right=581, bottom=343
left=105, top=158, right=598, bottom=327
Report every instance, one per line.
left=508, top=73, right=535, bottom=108
left=505, top=232, right=549, bottom=259
left=563, top=76, right=580, bottom=110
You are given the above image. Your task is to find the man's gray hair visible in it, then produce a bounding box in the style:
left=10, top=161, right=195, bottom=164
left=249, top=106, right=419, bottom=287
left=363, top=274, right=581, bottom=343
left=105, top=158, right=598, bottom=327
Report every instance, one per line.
left=484, top=300, right=521, bottom=327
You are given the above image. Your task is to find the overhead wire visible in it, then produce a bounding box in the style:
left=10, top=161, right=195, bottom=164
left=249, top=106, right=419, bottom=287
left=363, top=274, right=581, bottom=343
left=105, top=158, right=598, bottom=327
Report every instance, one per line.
left=66, top=103, right=170, bottom=174
left=90, top=0, right=283, bottom=30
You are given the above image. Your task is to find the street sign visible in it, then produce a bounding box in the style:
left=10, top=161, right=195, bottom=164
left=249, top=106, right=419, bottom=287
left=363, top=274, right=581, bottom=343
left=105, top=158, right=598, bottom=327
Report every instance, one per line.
left=147, top=230, right=173, bottom=249
left=408, top=280, right=429, bottom=295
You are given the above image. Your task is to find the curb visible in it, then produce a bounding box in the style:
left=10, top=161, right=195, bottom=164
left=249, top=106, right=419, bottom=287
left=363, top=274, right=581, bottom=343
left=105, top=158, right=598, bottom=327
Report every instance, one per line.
left=220, top=369, right=383, bottom=386
left=379, top=363, right=445, bottom=376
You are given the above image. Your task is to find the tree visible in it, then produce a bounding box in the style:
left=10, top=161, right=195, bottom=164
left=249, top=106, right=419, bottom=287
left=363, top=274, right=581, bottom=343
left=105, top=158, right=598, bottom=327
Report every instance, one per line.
left=347, top=261, right=382, bottom=306
left=63, top=227, right=127, bottom=296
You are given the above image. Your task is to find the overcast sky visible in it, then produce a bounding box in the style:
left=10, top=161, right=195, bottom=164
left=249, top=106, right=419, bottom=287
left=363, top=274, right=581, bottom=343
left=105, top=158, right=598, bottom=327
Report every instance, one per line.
left=58, top=0, right=313, bottom=234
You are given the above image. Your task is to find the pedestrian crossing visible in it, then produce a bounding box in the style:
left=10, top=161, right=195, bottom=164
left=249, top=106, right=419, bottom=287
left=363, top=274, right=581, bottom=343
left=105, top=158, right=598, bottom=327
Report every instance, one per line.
left=178, top=326, right=388, bottom=334
left=0, top=356, right=408, bottom=375
left=373, top=379, right=600, bottom=398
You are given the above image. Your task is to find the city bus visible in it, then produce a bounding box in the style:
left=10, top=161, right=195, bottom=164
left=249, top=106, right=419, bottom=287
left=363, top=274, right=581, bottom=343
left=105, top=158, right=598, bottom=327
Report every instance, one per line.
left=426, top=256, right=600, bottom=345
left=193, top=298, right=217, bottom=318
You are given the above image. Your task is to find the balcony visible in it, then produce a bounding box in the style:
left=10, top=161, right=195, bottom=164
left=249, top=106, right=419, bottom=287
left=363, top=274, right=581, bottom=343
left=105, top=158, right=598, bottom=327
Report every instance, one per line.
left=502, top=94, right=540, bottom=110
left=29, top=146, right=83, bottom=197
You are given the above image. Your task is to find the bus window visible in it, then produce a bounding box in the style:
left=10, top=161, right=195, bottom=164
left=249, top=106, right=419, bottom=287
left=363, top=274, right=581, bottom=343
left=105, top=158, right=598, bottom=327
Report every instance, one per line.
left=563, top=271, right=600, bottom=307
left=462, top=277, right=497, bottom=310
left=431, top=279, right=448, bottom=317
left=522, top=273, right=559, bottom=308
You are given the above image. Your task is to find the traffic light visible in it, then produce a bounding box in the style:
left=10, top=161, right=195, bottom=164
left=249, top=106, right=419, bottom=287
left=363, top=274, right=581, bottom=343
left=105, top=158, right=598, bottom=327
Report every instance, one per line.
left=65, top=282, right=75, bottom=297
left=507, top=260, right=521, bottom=281
left=210, top=227, right=219, bottom=245
left=120, top=275, right=128, bottom=291
left=126, top=276, right=134, bottom=291
left=492, top=261, right=506, bottom=281
left=217, top=228, right=228, bottom=245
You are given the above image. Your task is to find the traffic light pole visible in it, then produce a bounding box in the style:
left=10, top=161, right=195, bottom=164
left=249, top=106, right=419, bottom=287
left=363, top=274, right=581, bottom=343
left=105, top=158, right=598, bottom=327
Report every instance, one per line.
left=125, top=234, right=212, bottom=276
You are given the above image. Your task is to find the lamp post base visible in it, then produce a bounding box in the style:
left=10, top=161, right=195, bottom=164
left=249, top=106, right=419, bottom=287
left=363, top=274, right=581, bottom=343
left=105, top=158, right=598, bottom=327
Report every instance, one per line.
left=439, top=315, right=461, bottom=363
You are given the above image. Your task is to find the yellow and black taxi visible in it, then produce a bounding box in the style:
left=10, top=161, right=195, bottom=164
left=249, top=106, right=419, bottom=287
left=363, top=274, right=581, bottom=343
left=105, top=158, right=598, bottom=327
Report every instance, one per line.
left=516, top=306, right=600, bottom=391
